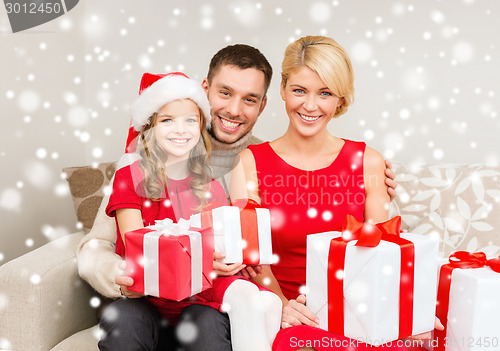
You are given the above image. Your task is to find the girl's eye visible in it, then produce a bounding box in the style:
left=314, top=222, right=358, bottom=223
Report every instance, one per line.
left=187, top=118, right=198, bottom=123
left=160, top=118, right=172, bottom=124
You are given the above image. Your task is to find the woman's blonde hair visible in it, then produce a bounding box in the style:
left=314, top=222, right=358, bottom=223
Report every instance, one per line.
left=281, top=36, right=354, bottom=118
left=137, top=102, right=213, bottom=211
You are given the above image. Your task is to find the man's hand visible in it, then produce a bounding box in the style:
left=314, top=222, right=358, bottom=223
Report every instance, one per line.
left=281, top=294, right=319, bottom=329
left=115, top=261, right=143, bottom=298
left=213, top=252, right=246, bottom=276
left=385, top=159, right=398, bottom=202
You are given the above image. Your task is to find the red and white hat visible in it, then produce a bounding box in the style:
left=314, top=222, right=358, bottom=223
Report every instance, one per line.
left=125, top=72, right=211, bottom=154
left=118, top=72, right=211, bottom=170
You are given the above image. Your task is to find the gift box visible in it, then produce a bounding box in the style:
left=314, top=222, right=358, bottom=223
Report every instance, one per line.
left=306, top=215, right=439, bottom=346
left=430, top=251, right=500, bottom=351
left=190, top=199, right=273, bottom=265
left=125, top=218, right=213, bottom=301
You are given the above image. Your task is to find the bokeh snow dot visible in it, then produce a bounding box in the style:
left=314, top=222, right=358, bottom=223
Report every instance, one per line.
left=232, top=0, right=261, bottom=27
left=176, top=321, right=198, bottom=343
left=24, top=161, right=53, bottom=189
left=92, top=147, right=103, bottom=158
left=0, top=188, right=22, bottom=211
left=18, top=90, right=41, bottom=112
left=90, top=296, right=101, bottom=308
left=30, top=274, right=41, bottom=285
left=25, top=238, right=34, bottom=247
left=351, top=42, right=372, bottom=63
left=307, top=208, right=318, bottom=218
left=452, top=42, right=474, bottom=63
left=433, top=149, right=444, bottom=160
left=309, top=2, right=331, bottom=24
left=36, top=148, right=47, bottom=159
left=67, top=106, right=89, bottom=127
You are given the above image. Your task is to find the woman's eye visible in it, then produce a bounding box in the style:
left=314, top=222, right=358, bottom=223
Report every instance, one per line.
left=320, top=91, right=333, bottom=96
left=293, top=89, right=305, bottom=94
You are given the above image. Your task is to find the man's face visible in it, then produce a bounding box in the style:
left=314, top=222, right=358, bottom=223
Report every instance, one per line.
left=203, top=65, right=267, bottom=144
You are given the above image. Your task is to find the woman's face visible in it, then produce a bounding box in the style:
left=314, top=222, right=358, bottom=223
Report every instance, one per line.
left=153, top=99, right=201, bottom=162
left=280, top=66, right=343, bottom=137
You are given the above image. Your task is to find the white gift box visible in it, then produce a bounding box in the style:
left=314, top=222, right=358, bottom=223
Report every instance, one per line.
left=306, top=231, right=439, bottom=345
left=429, top=264, right=500, bottom=351
left=190, top=205, right=273, bottom=265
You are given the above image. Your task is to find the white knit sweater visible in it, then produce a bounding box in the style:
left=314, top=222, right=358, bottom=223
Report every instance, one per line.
left=76, top=133, right=263, bottom=298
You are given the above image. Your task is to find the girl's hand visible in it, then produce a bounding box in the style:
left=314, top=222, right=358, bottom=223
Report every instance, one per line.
left=281, top=294, right=319, bottom=329
left=213, top=252, right=246, bottom=276
left=384, top=159, right=398, bottom=202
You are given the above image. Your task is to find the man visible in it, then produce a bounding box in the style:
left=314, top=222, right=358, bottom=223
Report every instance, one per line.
left=78, top=44, right=397, bottom=350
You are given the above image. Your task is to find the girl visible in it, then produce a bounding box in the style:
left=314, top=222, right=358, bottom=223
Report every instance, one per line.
left=106, top=72, right=281, bottom=351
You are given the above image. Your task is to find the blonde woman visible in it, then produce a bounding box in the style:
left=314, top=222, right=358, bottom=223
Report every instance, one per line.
left=231, top=36, right=441, bottom=350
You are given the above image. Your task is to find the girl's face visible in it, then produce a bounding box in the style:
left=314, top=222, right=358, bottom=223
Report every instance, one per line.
left=154, top=99, right=201, bottom=162
left=280, top=66, right=343, bottom=138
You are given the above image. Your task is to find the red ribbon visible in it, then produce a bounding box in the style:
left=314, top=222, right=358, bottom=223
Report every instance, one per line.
left=434, top=251, right=500, bottom=351
left=230, top=199, right=262, bottom=265
left=327, top=215, right=415, bottom=339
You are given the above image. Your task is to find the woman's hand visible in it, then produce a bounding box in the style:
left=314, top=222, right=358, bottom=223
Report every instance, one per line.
left=406, top=316, right=444, bottom=341
left=238, top=265, right=263, bottom=278
left=281, top=294, right=319, bottom=329
left=213, top=252, right=246, bottom=276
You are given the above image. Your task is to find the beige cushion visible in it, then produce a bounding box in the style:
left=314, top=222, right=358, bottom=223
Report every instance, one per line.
left=63, top=162, right=117, bottom=233
left=50, top=325, right=100, bottom=351
left=390, top=162, right=500, bottom=257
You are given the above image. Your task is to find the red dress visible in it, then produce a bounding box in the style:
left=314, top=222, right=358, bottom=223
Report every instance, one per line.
left=106, top=161, right=250, bottom=325
left=249, top=141, right=408, bottom=351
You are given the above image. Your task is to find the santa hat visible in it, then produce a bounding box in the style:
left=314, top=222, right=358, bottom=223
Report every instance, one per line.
left=125, top=72, right=211, bottom=154
left=118, top=72, right=211, bottom=170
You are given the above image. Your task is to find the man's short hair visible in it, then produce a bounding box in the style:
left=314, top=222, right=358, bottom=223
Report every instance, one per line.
left=207, top=44, right=273, bottom=96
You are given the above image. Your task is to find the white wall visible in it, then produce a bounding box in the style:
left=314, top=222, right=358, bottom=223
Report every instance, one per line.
left=1, top=0, right=499, bottom=264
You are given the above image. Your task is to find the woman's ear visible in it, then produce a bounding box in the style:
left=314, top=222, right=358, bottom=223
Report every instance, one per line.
left=338, top=97, right=345, bottom=108
left=280, top=82, right=286, bottom=101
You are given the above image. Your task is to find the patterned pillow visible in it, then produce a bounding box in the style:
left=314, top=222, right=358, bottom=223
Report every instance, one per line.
left=63, top=162, right=117, bottom=233
left=389, top=162, right=500, bottom=258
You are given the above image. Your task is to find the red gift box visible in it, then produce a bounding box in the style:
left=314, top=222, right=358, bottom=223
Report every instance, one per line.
left=125, top=219, right=214, bottom=301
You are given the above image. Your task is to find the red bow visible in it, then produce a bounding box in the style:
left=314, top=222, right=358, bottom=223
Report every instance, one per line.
left=341, top=214, right=402, bottom=247
left=328, top=215, right=414, bottom=339
left=435, top=251, right=500, bottom=351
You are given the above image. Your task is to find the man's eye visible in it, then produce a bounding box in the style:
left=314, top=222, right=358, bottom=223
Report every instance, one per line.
left=220, top=91, right=230, bottom=96
left=245, top=98, right=257, bottom=104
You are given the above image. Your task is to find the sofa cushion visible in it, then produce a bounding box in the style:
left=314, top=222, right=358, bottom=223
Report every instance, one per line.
left=390, top=162, right=500, bottom=258
left=63, top=162, right=117, bottom=233
left=50, top=325, right=100, bottom=351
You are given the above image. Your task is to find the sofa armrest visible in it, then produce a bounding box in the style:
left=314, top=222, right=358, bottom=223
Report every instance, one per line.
left=0, top=233, right=99, bottom=351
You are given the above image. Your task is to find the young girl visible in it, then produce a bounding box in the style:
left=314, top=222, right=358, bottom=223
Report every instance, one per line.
left=105, top=72, right=281, bottom=351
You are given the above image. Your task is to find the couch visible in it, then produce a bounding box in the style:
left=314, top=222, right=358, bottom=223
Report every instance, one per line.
left=1, top=161, right=499, bottom=350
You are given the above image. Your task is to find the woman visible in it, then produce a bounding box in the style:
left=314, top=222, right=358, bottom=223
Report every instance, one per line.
left=230, top=36, right=440, bottom=350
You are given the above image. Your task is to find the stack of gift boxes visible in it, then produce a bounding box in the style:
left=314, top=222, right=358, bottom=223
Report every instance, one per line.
left=123, top=201, right=500, bottom=350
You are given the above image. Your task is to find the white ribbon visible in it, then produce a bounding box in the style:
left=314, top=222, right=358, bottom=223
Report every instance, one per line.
left=143, top=218, right=204, bottom=297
